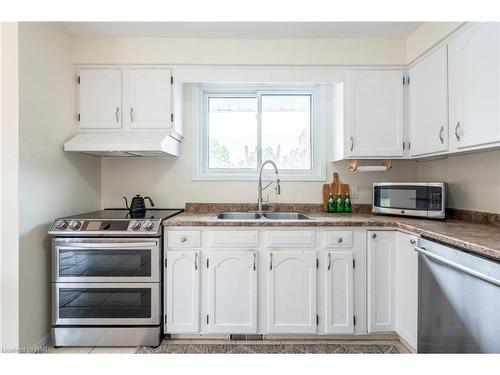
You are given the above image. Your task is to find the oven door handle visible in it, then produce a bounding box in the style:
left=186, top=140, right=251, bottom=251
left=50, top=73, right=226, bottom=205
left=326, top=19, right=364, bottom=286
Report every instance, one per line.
left=59, top=241, right=158, bottom=249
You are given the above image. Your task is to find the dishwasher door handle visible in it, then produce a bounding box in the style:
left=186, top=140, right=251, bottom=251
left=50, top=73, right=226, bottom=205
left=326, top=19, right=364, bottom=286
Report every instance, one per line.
left=414, top=246, right=500, bottom=287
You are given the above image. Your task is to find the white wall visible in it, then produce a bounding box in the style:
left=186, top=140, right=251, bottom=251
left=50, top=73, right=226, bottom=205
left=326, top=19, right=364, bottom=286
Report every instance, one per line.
left=101, top=84, right=418, bottom=208
left=417, top=150, right=500, bottom=214
left=18, top=22, right=101, bottom=348
left=0, top=22, right=20, bottom=351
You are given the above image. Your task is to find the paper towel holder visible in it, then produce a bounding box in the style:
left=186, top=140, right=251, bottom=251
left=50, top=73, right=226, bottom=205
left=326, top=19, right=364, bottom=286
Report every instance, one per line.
left=348, top=159, right=392, bottom=172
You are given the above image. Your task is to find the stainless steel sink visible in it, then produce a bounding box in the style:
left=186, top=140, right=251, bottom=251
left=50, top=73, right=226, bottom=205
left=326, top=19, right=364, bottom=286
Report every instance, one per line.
left=216, top=212, right=262, bottom=220
left=262, top=212, right=312, bottom=220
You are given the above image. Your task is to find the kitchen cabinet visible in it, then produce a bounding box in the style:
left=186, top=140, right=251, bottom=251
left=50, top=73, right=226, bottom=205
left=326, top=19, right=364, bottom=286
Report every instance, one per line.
left=449, top=23, right=500, bottom=150
left=165, top=251, right=200, bottom=333
left=78, top=69, right=122, bottom=129
left=346, top=70, right=404, bottom=158
left=395, top=232, right=418, bottom=351
left=128, top=69, right=173, bottom=130
left=367, top=230, right=395, bottom=332
left=207, top=251, right=257, bottom=333
left=324, top=251, right=354, bottom=334
left=409, top=45, right=449, bottom=156
left=267, top=250, right=317, bottom=333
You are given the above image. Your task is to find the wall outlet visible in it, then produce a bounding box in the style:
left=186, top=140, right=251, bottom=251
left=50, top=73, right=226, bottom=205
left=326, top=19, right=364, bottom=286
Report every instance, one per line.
left=350, top=184, right=359, bottom=199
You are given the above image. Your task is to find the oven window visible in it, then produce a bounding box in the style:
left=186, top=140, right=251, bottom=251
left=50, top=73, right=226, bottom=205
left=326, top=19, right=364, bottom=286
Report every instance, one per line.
left=59, top=249, right=151, bottom=277
left=380, top=189, right=417, bottom=209
left=59, top=288, right=151, bottom=319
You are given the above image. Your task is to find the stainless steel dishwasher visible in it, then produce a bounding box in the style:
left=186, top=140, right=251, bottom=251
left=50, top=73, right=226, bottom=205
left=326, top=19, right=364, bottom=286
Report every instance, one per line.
left=415, top=238, right=500, bottom=353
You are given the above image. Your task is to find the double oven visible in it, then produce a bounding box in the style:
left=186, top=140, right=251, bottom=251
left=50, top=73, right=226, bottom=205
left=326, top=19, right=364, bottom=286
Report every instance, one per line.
left=49, top=209, right=183, bottom=347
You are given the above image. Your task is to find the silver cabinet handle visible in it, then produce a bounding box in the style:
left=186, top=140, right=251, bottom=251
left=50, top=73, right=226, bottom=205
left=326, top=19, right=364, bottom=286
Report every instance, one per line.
left=180, top=237, right=187, bottom=243
left=253, top=252, right=256, bottom=271
left=115, top=107, right=120, bottom=122
left=327, top=252, right=331, bottom=271
left=414, top=246, right=500, bottom=287
left=410, top=238, right=416, bottom=245
left=337, top=237, right=343, bottom=244
left=130, top=107, right=135, bottom=123
left=455, top=121, right=462, bottom=141
left=439, top=126, right=444, bottom=144
left=194, top=252, right=198, bottom=270
left=371, top=233, right=377, bottom=239
left=350, top=136, right=354, bottom=151
left=269, top=252, right=273, bottom=270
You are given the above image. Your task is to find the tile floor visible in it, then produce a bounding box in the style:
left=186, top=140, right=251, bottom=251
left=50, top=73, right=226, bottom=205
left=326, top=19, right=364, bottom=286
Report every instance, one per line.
left=44, top=339, right=410, bottom=354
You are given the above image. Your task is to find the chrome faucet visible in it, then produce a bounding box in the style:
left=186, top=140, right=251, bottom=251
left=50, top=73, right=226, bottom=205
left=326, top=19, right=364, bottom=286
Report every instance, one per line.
left=257, top=160, right=281, bottom=212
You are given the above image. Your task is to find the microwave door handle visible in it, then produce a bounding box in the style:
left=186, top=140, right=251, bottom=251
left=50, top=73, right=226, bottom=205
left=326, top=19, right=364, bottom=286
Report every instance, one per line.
left=60, top=241, right=158, bottom=249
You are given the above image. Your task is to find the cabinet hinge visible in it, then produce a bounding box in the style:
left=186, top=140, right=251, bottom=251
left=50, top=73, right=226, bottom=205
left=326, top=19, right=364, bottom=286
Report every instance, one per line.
left=206, top=314, right=209, bottom=324
left=353, top=259, right=356, bottom=269
left=171, top=76, right=174, bottom=85
left=171, top=113, right=174, bottom=122
left=164, top=258, right=167, bottom=268
left=77, top=113, right=80, bottom=122
left=77, top=75, right=80, bottom=84
left=206, top=258, right=209, bottom=268
left=316, top=315, right=319, bottom=326
left=353, top=316, right=356, bottom=326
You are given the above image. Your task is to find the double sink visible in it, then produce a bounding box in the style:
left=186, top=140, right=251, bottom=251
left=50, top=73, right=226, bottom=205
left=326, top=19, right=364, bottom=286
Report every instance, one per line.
left=217, top=212, right=312, bottom=220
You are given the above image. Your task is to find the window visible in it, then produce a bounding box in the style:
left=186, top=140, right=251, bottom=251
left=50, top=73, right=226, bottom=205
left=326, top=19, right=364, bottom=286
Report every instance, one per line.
left=194, top=85, right=326, bottom=181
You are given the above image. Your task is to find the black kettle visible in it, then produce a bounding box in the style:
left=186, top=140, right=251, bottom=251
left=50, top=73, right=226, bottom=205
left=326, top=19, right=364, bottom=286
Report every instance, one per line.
left=123, top=194, right=155, bottom=216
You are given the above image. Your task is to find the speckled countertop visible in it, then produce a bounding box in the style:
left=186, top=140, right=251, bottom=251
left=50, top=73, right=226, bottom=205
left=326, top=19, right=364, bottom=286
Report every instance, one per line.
left=164, top=206, right=500, bottom=261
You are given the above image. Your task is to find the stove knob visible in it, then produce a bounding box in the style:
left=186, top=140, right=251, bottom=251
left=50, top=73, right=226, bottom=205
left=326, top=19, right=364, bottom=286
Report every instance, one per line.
left=143, top=220, right=154, bottom=231
left=68, top=220, right=81, bottom=230
left=55, top=220, right=68, bottom=230
left=130, top=220, right=141, bottom=231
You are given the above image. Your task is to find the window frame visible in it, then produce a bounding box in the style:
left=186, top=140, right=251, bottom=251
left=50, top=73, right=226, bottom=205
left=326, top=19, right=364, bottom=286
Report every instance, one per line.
left=193, top=83, right=326, bottom=181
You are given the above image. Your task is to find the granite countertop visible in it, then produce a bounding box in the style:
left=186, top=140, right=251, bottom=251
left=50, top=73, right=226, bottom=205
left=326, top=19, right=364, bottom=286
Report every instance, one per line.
left=164, top=207, right=500, bottom=261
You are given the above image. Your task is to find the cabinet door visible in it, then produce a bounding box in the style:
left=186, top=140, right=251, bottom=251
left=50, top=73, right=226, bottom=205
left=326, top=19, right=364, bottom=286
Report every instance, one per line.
left=409, top=45, right=449, bottom=156
left=207, top=251, right=257, bottom=333
left=367, top=231, right=395, bottom=332
left=395, top=232, right=418, bottom=351
left=165, top=251, right=200, bottom=333
left=128, top=69, right=172, bottom=129
left=348, top=70, right=404, bottom=157
left=324, top=251, right=354, bottom=334
left=449, top=23, right=500, bottom=150
left=78, top=69, right=122, bottom=129
left=267, top=251, right=317, bottom=333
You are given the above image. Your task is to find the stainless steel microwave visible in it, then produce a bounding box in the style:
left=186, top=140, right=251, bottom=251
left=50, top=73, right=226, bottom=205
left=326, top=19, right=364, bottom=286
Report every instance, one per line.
left=372, top=182, right=446, bottom=219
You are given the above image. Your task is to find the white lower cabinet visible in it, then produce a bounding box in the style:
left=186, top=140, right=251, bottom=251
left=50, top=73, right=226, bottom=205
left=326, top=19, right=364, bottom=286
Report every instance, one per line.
left=367, top=230, right=395, bottom=333
left=395, top=232, right=418, bottom=350
left=267, top=251, right=317, bottom=333
left=206, top=251, right=257, bottom=333
left=324, top=251, right=354, bottom=334
left=165, top=251, right=200, bottom=333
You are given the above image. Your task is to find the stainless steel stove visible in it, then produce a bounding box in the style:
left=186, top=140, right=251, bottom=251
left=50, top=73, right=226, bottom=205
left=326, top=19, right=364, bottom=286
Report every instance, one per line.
left=48, top=208, right=183, bottom=347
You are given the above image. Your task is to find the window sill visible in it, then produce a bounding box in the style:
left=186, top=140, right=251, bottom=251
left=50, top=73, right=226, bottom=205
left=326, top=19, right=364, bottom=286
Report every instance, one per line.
left=192, top=171, right=326, bottom=182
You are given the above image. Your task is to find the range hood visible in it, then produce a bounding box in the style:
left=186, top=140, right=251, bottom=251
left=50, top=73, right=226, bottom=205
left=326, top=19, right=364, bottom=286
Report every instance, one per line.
left=64, top=131, right=181, bottom=157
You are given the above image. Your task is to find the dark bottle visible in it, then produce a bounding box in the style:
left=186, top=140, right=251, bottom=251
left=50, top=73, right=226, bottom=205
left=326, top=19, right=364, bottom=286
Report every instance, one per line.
left=335, top=193, right=344, bottom=213
left=327, top=193, right=335, bottom=213
left=344, top=192, right=352, bottom=213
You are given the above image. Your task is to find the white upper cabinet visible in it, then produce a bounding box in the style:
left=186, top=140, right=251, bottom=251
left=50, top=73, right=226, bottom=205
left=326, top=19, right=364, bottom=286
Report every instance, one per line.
left=324, top=251, right=354, bottom=334
left=409, top=45, right=449, bottom=156
left=78, top=69, right=122, bottom=129
left=207, top=251, right=257, bottom=333
left=267, top=251, right=317, bottom=333
left=449, top=23, right=500, bottom=150
left=165, top=251, right=200, bottom=333
left=127, top=69, right=172, bottom=129
left=347, top=70, right=404, bottom=158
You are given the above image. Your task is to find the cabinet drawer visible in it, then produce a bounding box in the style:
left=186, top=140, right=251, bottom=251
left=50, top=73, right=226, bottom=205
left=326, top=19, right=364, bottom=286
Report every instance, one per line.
left=324, top=231, right=352, bottom=248
left=209, top=231, right=259, bottom=248
left=167, top=231, right=201, bottom=248
left=266, top=231, right=315, bottom=248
